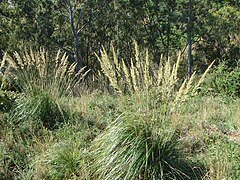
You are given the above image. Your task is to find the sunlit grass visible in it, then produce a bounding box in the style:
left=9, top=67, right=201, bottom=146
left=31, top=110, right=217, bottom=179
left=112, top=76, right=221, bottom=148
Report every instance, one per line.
left=3, top=48, right=89, bottom=98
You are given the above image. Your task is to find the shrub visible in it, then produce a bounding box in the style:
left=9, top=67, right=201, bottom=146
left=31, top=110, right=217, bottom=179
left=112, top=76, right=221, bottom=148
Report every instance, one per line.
left=201, top=63, right=240, bottom=96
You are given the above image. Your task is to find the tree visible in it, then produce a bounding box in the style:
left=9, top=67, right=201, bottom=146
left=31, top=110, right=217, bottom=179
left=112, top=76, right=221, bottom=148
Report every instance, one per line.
left=0, top=0, right=56, bottom=51
left=191, top=0, right=240, bottom=68
left=1, top=0, right=239, bottom=75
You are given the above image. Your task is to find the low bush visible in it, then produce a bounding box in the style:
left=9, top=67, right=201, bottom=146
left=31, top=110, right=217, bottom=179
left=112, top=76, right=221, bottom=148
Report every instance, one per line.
left=0, top=90, right=17, bottom=112
left=201, top=63, right=240, bottom=96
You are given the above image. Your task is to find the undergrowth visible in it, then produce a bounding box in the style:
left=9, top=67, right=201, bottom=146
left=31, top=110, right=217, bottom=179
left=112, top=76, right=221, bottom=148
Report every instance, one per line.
left=0, top=44, right=239, bottom=179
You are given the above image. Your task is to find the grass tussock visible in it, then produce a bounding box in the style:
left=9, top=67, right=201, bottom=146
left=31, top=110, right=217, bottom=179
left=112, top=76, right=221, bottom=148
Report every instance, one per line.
left=10, top=93, right=68, bottom=133
left=97, top=41, right=214, bottom=114
left=1, top=48, right=89, bottom=133
left=91, top=113, right=203, bottom=180
left=3, top=48, right=89, bottom=97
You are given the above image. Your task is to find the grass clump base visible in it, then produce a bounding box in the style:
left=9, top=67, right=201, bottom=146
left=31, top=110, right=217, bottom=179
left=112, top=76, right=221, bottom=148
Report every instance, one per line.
left=10, top=93, right=69, bottom=133
left=91, top=114, right=203, bottom=180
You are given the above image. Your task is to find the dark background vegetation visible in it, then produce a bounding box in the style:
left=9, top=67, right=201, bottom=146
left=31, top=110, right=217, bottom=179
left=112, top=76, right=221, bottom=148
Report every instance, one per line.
left=1, top=0, right=239, bottom=71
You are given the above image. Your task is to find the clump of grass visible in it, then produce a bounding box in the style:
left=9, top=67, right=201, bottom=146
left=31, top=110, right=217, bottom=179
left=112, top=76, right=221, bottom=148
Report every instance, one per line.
left=29, top=124, right=91, bottom=179
left=91, top=42, right=213, bottom=179
left=91, top=114, right=203, bottom=180
left=43, top=140, right=89, bottom=179
left=10, top=93, right=70, bottom=135
left=97, top=41, right=214, bottom=115
left=4, top=48, right=89, bottom=97
left=2, top=48, right=89, bottom=132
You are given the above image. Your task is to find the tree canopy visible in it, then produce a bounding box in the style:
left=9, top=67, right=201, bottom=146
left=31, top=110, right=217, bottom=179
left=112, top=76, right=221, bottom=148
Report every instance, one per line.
left=0, top=0, right=239, bottom=71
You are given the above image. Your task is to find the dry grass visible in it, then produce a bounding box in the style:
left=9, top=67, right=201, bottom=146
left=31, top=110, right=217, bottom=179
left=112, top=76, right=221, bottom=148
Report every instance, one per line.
left=172, top=96, right=240, bottom=179
left=97, top=41, right=214, bottom=115
left=3, top=48, right=90, bottom=97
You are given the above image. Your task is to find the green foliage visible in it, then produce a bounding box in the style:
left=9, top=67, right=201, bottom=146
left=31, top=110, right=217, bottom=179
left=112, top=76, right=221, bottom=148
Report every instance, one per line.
left=201, top=63, right=240, bottom=96
left=0, top=90, right=17, bottom=112
left=194, top=1, right=240, bottom=67
left=1, top=0, right=239, bottom=70
left=0, top=0, right=58, bottom=51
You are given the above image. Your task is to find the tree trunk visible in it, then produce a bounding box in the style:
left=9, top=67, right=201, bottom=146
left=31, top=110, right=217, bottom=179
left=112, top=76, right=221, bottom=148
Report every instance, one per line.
left=187, top=0, right=193, bottom=79
left=67, top=0, right=83, bottom=72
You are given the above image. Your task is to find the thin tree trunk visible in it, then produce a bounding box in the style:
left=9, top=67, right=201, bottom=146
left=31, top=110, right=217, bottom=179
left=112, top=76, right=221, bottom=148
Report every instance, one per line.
left=166, top=3, right=171, bottom=59
left=67, top=0, right=83, bottom=72
left=187, top=0, right=193, bottom=79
